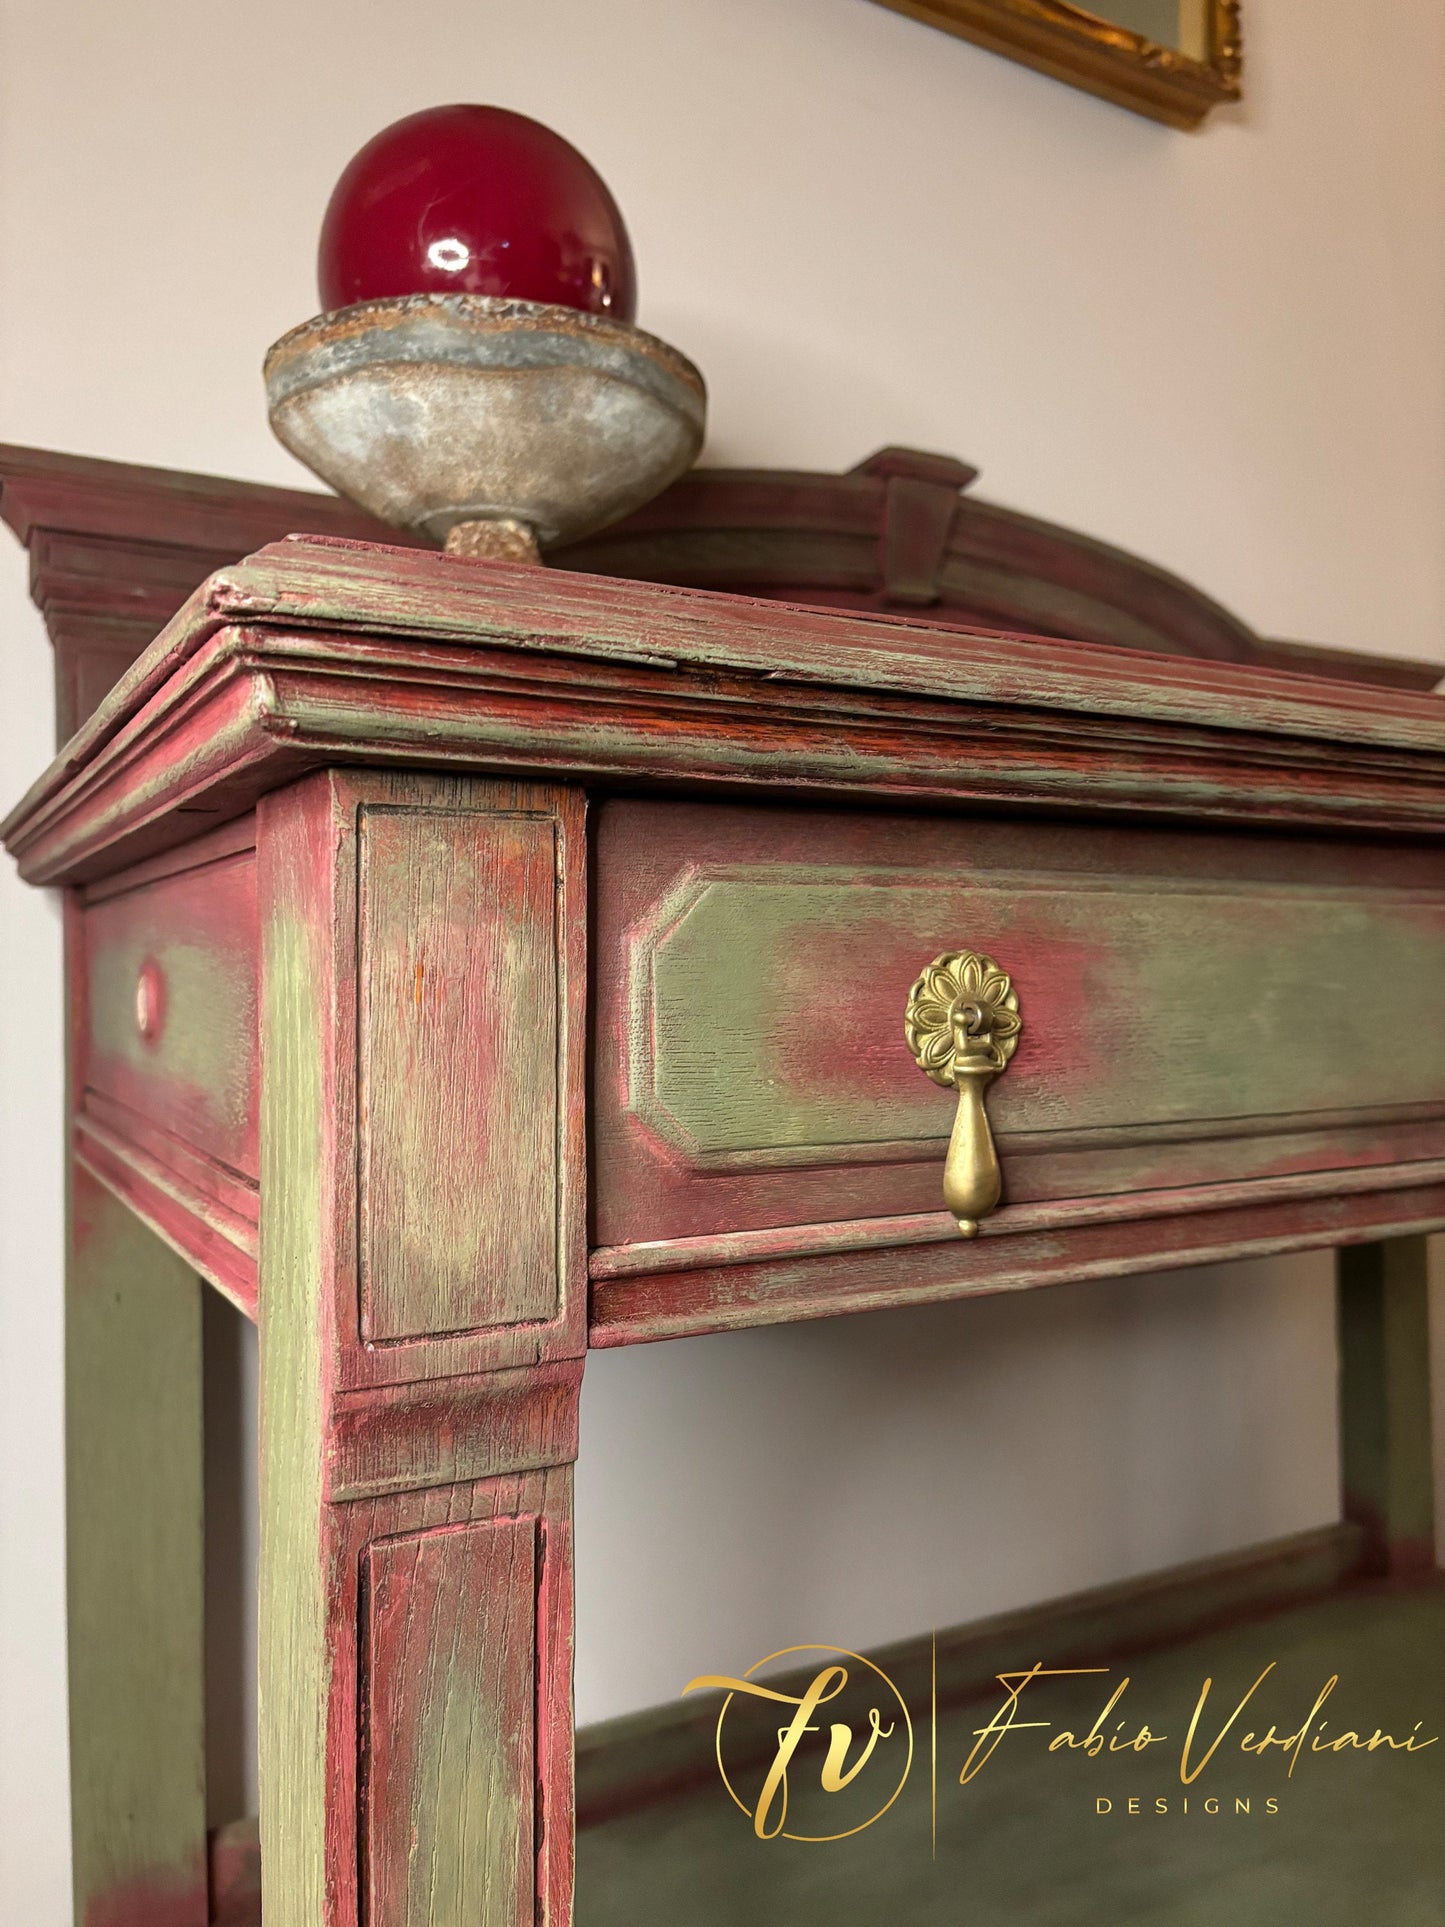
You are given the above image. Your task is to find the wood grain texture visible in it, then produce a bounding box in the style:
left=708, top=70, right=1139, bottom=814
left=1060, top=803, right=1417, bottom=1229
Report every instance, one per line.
left=67, top=1160, right=207, bottom=1926
left=267, top=769, right=584, bottom=1393
left=258, top=770, right=582, bottom=1927
left=327, top=1361, right=583, bottom=1504
left=65, top=816, right=262, bottom=1313
left=1338, top=1235, right=1437, bottom=1575
left=365, top=1517, right=538, bottom=1926
left=6, top=536, right=1445, bottom=889
left=594, top=798, right=1445, bottom=1246
left=590, top=1160, right=1445, bottom=1279
left=590, top=1170, right=1445, bottom=1346
left=256, top=776, right=334, bottom=1927
left=14, top=440, right=1432, bottom=762
left=80, top=823, right=258, bottom=1180
left=359, top=806, right=559, bottom=1341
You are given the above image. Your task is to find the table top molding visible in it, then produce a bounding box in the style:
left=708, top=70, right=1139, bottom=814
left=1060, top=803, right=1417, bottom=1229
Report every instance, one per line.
left=6, top=535, right=1445, bottom=886
left=3, top=436, right=1440, bottom=761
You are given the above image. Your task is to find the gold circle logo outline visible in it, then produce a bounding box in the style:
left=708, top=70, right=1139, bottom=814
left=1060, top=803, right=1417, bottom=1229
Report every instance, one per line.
left=713, top=1644, right=914, bottom=1842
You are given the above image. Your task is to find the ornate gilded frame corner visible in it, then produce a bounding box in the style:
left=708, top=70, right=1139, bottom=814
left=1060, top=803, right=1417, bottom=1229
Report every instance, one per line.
left=872, top=0, right=1242, bottom=130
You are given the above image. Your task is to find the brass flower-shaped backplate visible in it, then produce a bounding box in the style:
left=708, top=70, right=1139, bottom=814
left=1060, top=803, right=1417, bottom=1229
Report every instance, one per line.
left=904, top=950, right=1022, bottom=1087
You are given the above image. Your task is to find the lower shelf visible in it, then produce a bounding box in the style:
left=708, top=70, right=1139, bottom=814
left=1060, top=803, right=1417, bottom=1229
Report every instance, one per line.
left=207, top=1527, right=1443, bottom=1923
left=578, top=1574, right=1445, bottom=1926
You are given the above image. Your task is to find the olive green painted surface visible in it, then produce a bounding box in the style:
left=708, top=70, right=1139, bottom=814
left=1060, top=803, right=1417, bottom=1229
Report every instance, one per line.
left=89, top=934, right=251, bottom=1106
left=635, top=871, right=1445, bottom=1159
left=256, top=774, right=578, bottom=1924
left=85, top=853, right=258, bottom=1172
left=68, top=1163, right=207, bottom=1922
left=1338, top=1237, right=1436, bottom=1568
left=13, top=536, right=1445, bottom=892
left=579, top=1585, right=1445, bottom=1927
left=257, top=898, right=331, bottom=1927
left=366, top=1518, right=536, bottom=1926
left=575, top=1525, right=1365, bottom=1829
left=358, top=806, right=559, bottom=1341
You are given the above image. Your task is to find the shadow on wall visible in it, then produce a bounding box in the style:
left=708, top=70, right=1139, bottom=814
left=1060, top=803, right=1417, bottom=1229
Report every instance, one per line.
left=198, top=1252, right=1343, bottom=1800
left=572, top=1252, right=1340, bottom=1728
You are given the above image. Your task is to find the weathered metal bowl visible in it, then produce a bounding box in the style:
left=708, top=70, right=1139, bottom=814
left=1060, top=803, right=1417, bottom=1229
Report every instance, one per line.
left=264, top=293, right=706, bottom=556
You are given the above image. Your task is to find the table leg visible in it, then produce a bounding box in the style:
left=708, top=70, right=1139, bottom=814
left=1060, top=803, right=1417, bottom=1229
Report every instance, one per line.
left=256, top=770, right=586, bottom=1927
left=256, top=1392, right=578, bottom=1927
left=1338, top=1234, right=1437, bottom=1575
left=66, top=1159, right=208, bottom=1927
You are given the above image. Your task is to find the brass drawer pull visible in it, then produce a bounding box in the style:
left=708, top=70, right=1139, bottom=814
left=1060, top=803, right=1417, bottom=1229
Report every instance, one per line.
left=904, top=951, right=1021, bottom=1237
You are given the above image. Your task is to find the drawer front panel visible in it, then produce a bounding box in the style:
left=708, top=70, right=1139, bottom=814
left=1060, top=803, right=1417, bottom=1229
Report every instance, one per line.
left=84, top=834, right=259, bottom=1180
left=593, top=801, right=1445, bottom=1247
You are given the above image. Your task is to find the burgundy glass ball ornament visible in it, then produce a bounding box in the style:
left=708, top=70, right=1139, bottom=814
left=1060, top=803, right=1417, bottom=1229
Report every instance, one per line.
left=268, top=106, right=702, bottom=566
left=318, top=104, right=638, bottom=322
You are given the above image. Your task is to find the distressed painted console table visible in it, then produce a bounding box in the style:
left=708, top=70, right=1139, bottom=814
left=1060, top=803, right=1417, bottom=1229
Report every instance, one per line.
left=3, top=450, right=1445, bottom=1925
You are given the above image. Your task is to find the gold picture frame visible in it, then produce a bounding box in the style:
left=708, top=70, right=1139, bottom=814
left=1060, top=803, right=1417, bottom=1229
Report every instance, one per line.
left=871, top=0, right=1242, bottom=129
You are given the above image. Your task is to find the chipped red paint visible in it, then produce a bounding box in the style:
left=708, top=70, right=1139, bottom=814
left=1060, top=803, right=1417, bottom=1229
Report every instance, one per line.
left=591, top=797, right=1445, bottom=1257
left=83, top=1865, right=208, bottom=1927
left=251, top=771, right=584, bottom=1924
left=2, top=510, right=1439, bottom=1921
left=2, top=441, right=1436, bottom=757
left=82, top=832, right=259, bottom=1179
left=589, top=1170, right=1445, bottom=1346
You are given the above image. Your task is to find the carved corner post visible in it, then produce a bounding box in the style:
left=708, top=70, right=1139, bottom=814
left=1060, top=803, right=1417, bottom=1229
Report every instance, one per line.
left=257, top=769, right=587, bottom=1926
left=1337, top=1237, right=1438, bottom=1577
left=64, top=899, right=211, bottom=1927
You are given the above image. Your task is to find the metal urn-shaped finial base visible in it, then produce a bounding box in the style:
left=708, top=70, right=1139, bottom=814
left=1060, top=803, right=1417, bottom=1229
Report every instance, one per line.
left=265, top=293, right=706, bottom=565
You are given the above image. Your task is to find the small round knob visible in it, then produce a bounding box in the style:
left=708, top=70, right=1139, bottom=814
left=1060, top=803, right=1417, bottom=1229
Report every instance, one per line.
left=135, top=959, right=165, bottom=1043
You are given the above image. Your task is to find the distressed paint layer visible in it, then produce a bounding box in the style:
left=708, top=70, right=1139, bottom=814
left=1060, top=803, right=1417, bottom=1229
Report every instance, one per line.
left=84, top=847, right=259, bottom=1175
left=1, top=494, right=1437, bottom=1927
left=595, top=799, right=1445, bottom=1248
left=258, top=888, right=334, bottom=1927
left=67, top=1163, right=207, bottom=1926
left=365, top=1518, right=538, bottom=1925
left=257, top=772, right=581, bottom=1927
left=359, top=806, right=559, bottom=1341
left=589, top=1173, right=1445, bottom=1346
left=10, top=536, right=1445, bottom=889
left=637, top=872, right=1445, bottom=1150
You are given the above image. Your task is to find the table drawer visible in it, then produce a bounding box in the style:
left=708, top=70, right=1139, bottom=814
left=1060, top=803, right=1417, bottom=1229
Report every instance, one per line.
left=75, top=820, right=261, bottom=1304
left=592, top=800, right=1445, bottom=1251
left=81, top=826, right=259, bottom=1175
